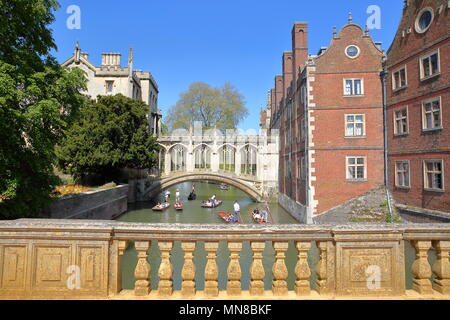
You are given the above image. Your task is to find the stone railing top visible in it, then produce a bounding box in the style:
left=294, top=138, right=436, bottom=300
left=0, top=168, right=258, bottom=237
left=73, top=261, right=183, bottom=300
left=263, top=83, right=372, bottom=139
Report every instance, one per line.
left=0, top=220, right=450, bottom=241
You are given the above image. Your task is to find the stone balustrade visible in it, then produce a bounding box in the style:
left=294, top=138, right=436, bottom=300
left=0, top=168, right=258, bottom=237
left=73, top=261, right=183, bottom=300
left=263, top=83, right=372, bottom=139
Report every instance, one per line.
left=0, top=220, right=449, bottom=300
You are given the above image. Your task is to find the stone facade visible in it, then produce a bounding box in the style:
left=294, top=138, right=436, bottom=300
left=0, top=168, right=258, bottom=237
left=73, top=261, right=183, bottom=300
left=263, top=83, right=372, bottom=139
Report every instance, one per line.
left=62, top=42, right=162, bottom=135
left=266, top=17, right=385, bottom=223
left=149, top=131, right=280, bottom=201
left=386, top=0, right=450, bottom=214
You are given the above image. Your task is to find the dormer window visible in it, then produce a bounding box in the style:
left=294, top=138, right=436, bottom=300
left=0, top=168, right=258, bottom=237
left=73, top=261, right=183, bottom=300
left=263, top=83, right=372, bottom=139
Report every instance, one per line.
left=415, top=8, right=434, bottom=34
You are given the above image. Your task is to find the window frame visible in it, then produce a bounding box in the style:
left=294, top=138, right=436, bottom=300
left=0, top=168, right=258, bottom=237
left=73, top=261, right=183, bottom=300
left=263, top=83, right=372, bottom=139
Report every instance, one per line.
left=415, top=7, right=435, bottom=34
left=393, top=106, right=409, bottom=136
left=105, top=80, right=115, bottom=94
left=421, top=97, right=442, bottom=132
left=395, top=160, right=411, bottom=189
left=392, top=65, right=408, bottom=91
left=345, top=45, right=361, bottom=59
left=423, top=159, right=445, bottom=192
left=345, top=114, right=366, bottom=138
left=346, top=156, right=367, bottom=181
left=343, top=78, right=364, bottom=96
left=419, top=49, right=440, bottom=81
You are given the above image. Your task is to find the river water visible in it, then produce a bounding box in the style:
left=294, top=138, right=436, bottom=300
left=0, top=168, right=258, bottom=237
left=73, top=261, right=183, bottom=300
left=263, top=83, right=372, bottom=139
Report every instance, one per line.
left=116, top=182, right=432, bottom=291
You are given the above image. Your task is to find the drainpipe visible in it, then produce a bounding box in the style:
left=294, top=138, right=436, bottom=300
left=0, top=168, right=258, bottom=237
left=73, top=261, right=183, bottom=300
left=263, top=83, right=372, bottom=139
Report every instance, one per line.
left=380, top=57, right=395, bottom=220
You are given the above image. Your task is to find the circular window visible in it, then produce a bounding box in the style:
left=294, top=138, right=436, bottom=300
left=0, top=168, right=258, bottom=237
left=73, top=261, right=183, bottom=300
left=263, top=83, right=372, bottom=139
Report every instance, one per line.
left=345, top=45, right=360, bottom=59
left=415, top=8, right=434, bottom=33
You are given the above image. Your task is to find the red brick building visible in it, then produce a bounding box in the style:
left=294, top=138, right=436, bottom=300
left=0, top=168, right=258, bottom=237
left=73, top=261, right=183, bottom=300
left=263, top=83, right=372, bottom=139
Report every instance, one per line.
left=268, top=17, right=385, bottom=223
left=386, top=0, right=450, bottom=213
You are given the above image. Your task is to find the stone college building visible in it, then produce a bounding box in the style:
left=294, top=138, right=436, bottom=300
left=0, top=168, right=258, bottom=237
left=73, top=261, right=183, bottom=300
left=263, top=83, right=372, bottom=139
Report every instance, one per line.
left=62, top=42, right=162, bottom=135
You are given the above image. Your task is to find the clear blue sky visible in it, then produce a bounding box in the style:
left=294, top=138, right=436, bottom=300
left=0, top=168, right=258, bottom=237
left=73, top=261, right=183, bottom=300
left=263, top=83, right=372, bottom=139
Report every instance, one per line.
left=51, top=0, right=403, bottom=131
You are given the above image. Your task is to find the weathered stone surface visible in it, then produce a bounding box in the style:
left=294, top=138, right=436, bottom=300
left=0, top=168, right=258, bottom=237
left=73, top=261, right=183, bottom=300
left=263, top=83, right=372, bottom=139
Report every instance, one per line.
left=0, top=220, right=450, bottom=299
left=250, top=242, right=266, bottom=296
left=40, top=185, right=128, bottom=220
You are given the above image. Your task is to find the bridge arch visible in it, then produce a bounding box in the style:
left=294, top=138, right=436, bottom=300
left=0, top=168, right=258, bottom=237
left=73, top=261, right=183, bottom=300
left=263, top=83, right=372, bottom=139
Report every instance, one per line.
left=145, top=172, right=263, bottom=202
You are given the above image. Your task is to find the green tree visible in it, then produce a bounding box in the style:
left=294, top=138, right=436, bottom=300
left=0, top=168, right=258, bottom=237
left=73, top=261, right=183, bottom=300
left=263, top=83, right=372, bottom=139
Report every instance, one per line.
left=56, top=94, right=159, bottom=184
left=166, top=82, right=248, bottom=131
left=0, top=0, right=87, bottom=219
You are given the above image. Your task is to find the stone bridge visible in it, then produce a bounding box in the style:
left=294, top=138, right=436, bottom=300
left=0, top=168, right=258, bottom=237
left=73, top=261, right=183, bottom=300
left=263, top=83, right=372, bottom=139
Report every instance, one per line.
left=132, top=130, right=280, bottom=202
left=142, top=171, right=265, bottom=201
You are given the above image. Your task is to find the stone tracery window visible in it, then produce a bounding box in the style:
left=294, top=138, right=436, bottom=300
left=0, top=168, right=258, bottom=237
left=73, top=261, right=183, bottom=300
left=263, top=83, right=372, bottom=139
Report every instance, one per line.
left=240, top=145, right=257, bottom=176
left=219, top=145, right=236, bottom=172
left=194, top=144, right=211, bottom=170
left=170, top=145, right=187, bottom=172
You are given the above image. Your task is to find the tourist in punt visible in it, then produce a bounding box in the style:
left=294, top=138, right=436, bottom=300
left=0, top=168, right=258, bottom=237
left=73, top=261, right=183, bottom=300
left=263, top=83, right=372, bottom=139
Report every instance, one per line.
left=176, top=189, right=180, bottom=203
left=164, top=192, right=169, bottom=203
left=253, top=208, right=261, bottom=219
left=233, top=201, right=241, bottom=223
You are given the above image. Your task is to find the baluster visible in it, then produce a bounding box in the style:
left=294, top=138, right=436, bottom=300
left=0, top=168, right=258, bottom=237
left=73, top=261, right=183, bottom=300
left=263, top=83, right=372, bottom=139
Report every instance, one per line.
left=432, top=241, right=450, bottom=295
left=110, top=240, right=129, bottom=295
left=250, top=242, right=266, bottom=296
left=181, top=242, right=196, bottom=297
left=411, top=240, right=433, bottom=295
left=227, top=242, right=242, bottom=296
left=295, top=242, right=311, bottom=296
left=158, top=241, right=173, bottom=296
left=134, top=241, right=151, bottom=296
left=272, top=242, right=289, bottom=296
left=316, top=241, right=328, bottom=294
left=204, top=242, right=219, bottom=297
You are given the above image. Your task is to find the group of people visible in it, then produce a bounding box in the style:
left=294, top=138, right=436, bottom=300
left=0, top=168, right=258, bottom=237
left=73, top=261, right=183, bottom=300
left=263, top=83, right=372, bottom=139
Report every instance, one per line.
left=252, top=207, right=269, bottom=223
left=164, top=189, right=181, bottom=203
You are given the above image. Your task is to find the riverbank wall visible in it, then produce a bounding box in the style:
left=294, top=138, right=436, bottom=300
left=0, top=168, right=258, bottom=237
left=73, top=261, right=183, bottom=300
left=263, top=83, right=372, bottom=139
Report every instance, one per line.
left=41, top=185, right=128, bottom=220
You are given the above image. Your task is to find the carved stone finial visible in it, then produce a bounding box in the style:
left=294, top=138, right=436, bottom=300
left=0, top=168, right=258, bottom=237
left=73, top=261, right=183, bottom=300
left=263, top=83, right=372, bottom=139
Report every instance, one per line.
left=333, top=26, right=337, bottom=38
left=74, top=40, right=81, bottom=63
left=348, top=12, right=353, bottom=24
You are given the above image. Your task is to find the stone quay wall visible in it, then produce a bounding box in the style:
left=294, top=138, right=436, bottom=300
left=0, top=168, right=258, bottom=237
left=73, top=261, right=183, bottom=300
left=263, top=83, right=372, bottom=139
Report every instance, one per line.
left=0, top=220, right=449, bottom=300
left=40, top=185, right=128, bottom=220
left=278, top=192, right=309, bottom=224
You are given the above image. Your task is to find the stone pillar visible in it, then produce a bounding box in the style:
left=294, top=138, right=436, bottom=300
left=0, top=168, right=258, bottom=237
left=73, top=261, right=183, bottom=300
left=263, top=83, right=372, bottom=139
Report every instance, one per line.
left=295, top=241, right=311, bottom=295
left=134, top=241, right=151, bottom=296
left=432, top=240, right=450, bottom=295
left=235, top=147, right=241, bottom=176
left=158, top=241, right=173, bottom=296
left=204, top=242, right=219, bottom=297
left=411, top=240, right=433, bottom=295
left=211, top=150, right=219, bottom=173
left=164, top=150, right=171, bottom=175
left=227, top=242, right=242, bottom=296
left=250, top=242, right=266, bottom=296
left=272, top=242, right=289, bottom=296
left=186, top=142, right=194, bottom=172
left=181, top=242, right=196, bottom=297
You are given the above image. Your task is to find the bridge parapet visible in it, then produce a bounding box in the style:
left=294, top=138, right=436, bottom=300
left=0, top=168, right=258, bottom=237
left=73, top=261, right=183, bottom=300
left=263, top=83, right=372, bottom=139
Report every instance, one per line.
left=1, top=220, right=449, bottom=300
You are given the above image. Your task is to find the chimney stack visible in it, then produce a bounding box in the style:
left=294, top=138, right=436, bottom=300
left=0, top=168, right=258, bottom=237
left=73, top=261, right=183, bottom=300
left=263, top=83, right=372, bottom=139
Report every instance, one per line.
left=292, top=22, right=309, bottom=83
left=282, top=51, right=293, bottom=98
left=101, top=53, right=121, bottom=67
